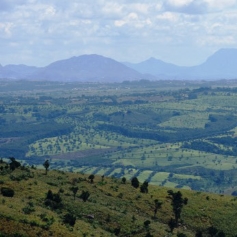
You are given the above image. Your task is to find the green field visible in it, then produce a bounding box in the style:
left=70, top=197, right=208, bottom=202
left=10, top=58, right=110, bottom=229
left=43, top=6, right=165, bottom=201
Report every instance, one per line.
left=2, top=80, right=237, bottom=194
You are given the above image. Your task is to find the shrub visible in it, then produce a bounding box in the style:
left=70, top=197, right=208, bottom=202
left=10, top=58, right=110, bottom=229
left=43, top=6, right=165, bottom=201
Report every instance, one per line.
left=177, top=233, right=187, bottom=237
left=79, top=190, right=90, bottom=202
left=144, top=220, right=151, bottom=228
left=63, top=213, right=76, bottom=226
left=131, top=177, right=139, bottom=188
left=1, top=187, right=14, bottom=197
left=45, top=190, right=62, bottom=209
left=121, top=177, right=126, bottom=184
left=22, top=205, right=35, bottom=214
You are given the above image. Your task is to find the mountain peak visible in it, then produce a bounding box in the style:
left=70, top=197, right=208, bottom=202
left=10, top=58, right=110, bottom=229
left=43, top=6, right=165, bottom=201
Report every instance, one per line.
left=203, top=48, right=237, bottom=71
left=30, top=54, right=143, bottom=82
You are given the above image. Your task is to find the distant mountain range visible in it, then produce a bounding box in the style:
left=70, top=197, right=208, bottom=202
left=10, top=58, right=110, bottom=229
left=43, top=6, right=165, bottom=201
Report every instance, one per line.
left=1, top=48, right=237, bottom=81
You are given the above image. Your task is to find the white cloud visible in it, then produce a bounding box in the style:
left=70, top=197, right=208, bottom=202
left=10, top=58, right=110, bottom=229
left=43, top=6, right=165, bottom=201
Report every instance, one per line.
left=166, top=0, right=193, bottom=7
left=156, top=12, right=179, bottom=22
left=0, top=0, right=237, bottom=66
left=0, top=22, right=13, bottom=38
left=205, top=0, right=237, bottom=10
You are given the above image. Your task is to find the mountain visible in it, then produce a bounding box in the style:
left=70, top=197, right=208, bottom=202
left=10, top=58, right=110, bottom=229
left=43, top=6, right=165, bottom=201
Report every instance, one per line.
left=123, top=57, right=187, bottom=79
left=123, top=48, right=237, bottom=80
left=188, top=48, right=237, bottom=79
left=0, top=64, right=39, bottom=79
left=29, top=54, right=145, bottom=82
left=1, top=48, right=237, bottom=81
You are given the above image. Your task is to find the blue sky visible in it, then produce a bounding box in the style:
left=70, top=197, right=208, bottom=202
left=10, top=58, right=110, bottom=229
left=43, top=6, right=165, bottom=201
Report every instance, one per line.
left=0, top=0, right=237, bottom=66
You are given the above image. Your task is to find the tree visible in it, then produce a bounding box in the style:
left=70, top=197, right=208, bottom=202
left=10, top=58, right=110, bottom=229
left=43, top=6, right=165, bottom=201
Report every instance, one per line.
left=154, top=199, right=162, bottom=218
left=70, top=186, right=78, bottom=200
left=131, top=177, right=139, bottom=188
left=88, top=174, right=95, bottom=183
left=167, top=190, right=188, bottom=226
left=168, top=218, right=176, bottom=233
left=80, top=190, right=90, bottom=202
left=9, top=157, right=21, bottom=171
left=140, top=180, right=149, bottom=193
left=121, top=177, right=126, bottom=184
left=43, top=160, right=50, bottom=175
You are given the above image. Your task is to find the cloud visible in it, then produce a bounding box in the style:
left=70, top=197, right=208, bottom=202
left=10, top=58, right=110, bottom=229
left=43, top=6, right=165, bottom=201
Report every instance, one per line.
left=205, top=0, right=237, bottom=10
left=0, top=22, right=13, bottom=38
left=163, top=0, right=208, bottom=14
left=163, top=0, right=237, bottom=14
left=0, top=0, right=30, bottom=12
left=0, top=0, right=237, bottom=66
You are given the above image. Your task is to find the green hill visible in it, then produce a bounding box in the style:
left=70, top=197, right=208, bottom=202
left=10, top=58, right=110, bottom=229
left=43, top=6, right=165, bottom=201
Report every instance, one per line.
left=0, top=160, right=237, bottom=237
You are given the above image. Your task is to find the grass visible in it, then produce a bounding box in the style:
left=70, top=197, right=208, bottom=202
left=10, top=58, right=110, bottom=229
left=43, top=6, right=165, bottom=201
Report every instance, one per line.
left=2, top=164, right=237, bottom=236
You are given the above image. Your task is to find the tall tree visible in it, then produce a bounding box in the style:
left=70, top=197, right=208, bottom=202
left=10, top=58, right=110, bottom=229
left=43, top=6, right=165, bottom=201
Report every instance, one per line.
left=43, top=160, right=50, bottom=175
left=70, top=186, right=79, bottom=200
left=9, top=157, right=21, bottom=171
left=140, top=180, right=149, bottom=193
left=88, top=174, right=95, bottom=183
left=167, top=190, right=188, bottom=226
left=154, top=199, right=162, bottom=218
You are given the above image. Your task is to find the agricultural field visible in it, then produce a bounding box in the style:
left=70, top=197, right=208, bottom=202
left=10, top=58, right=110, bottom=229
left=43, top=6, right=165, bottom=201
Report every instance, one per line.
left=2, top=79, right=237, bottom=194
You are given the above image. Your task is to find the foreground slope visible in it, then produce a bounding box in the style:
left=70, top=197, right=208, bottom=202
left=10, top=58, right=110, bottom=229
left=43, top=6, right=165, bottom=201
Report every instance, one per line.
left=1, top=161, right=237, bottom=237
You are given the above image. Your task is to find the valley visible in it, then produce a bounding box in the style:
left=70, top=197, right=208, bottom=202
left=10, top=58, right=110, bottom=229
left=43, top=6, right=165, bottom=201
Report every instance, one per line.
left=1, top=79, right=237, bottom=195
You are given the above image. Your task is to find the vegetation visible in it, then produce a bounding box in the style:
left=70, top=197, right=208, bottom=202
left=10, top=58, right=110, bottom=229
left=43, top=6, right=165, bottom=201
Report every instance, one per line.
left=2, top=80, right=237, bottom=195
left=0, top=160, right=236, bottom=236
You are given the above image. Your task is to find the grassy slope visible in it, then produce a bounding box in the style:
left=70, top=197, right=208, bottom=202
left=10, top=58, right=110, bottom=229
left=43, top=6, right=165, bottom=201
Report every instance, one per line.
left=1, top=164, right=237, bottom=237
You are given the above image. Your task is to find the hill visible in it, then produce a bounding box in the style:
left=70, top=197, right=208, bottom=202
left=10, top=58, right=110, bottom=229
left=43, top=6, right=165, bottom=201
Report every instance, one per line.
left=0, top=159, right=237, bottom=237
left=28, top=54, right=144, bottom=82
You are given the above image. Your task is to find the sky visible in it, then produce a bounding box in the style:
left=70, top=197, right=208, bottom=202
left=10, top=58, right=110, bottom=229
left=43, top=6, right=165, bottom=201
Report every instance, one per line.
left=1, top=0, right=237, bottom=67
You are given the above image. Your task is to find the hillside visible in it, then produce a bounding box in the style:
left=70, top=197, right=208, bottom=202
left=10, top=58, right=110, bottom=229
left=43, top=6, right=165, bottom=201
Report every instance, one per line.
left=0, top=159, right=237, bottom=237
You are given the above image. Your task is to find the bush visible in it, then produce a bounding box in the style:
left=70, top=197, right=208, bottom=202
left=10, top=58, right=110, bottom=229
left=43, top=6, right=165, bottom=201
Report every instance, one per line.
left=1, top=187, right=14, bottom=197
left=63, top=213, right=76, bottom=226
left=45, top=190, right=63, bottom=209
left=131, top=177, right=139, bottom=188
left=22, top=205, right=35, bottom=214
left=79, top=190, right=90, bottom=202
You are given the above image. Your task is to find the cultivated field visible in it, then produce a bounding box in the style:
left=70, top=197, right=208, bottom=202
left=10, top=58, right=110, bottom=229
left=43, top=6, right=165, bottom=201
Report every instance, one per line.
left=1, top=79, right=237, bottom=194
